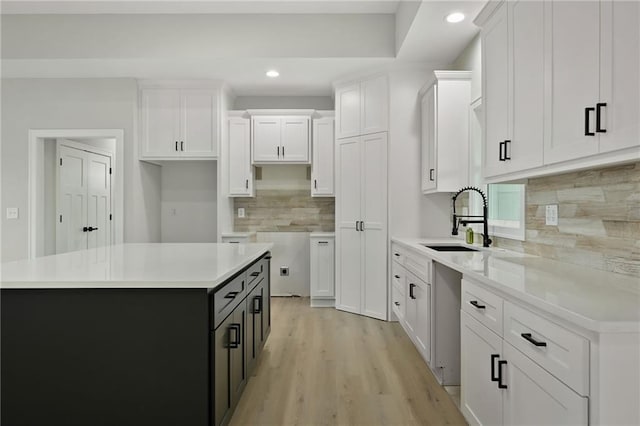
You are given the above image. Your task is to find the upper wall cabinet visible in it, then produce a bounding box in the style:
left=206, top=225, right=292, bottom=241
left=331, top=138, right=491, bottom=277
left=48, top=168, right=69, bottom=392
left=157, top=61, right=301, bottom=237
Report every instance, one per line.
left=252, top=116, right=310, bottom=164
left=311, top=117, right=335, bottom=197
left=335, top=74, right=388, bottom=139
left=228, top=117, right=253, bottom=197
left=420, top=71, right=472, bottom=194
left=139, top=84, right=219, bottom=161
left=476, top=0, right=640, bottom=182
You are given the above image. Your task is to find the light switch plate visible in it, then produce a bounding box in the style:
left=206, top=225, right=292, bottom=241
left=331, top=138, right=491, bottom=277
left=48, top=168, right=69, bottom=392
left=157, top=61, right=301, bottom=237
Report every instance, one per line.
left=6, top=207, right=19, bottom=220
left=238, top=208, right=245, bottom=218
left=545, top=204, right=558, bottom=226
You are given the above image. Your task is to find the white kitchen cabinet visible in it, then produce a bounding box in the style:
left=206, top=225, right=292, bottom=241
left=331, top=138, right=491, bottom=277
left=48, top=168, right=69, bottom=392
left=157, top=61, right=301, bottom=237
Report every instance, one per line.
left=335, top=75, right=388, bottom=139
left=420, top=71, right=471, bottom=194
left=228, top=118, right=254, bottom=197
left=252, top=116, right=310, bottom=164
left=140, top=87, right=218, bottom=160
left=335, top=132, right=387, bottom=321
left=482, top=1, right=544, bottom=179
left=406, top=271, right=431, bottom=363
left=311, top=117, right=335, bottom=197
left=310, top=234, right=335, bottom=307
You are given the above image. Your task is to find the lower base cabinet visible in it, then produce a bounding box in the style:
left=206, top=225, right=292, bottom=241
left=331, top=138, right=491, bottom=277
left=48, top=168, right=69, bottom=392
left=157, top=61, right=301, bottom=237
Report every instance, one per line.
left=212, top=254, right=271, bottom=426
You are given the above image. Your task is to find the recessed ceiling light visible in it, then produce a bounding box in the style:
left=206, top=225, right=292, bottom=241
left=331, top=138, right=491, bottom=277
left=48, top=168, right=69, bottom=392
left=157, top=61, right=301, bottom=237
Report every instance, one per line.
left=446, top=12, right=465, bottom=23
left=266, top=70, right=280, bottom=78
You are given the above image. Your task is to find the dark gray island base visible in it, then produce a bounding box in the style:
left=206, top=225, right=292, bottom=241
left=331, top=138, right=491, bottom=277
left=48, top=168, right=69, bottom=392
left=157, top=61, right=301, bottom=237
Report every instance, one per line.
left=1, top=252, right=271, bottom=426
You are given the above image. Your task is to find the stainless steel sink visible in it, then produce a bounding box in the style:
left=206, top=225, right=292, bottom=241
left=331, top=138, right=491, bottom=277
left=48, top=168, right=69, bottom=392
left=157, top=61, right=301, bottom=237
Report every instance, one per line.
left=422, top=245, right=478, bottom=252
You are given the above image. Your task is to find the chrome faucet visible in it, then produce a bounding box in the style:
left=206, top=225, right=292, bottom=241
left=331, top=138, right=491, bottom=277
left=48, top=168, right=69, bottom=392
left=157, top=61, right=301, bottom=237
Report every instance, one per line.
left=452, top=186, right=492, bottom=248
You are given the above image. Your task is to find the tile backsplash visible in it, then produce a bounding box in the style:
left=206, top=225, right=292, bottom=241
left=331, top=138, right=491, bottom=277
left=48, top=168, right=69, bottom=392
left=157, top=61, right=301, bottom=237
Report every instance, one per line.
left=494, top=162, right=640, bottom=277
left=234, top=190, right=334, bottom=232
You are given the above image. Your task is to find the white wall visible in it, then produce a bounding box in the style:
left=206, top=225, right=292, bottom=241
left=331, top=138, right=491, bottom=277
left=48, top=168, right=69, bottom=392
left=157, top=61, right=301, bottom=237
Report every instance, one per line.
left=160, top=162, right=217, bottom=243
left=217, top=87, right=235, bottom=238
left=256, top=165, right=309, bottom=190
left=452, top=34, right=481, bottom=102
left=1, top=78, right=161, bottom=262
left=233, top=96, right=333, bottom=110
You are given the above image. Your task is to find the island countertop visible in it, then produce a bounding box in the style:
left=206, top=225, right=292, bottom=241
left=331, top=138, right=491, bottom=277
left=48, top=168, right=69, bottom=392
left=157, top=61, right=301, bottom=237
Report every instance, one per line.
left=0, top=243, right=273, bottom=289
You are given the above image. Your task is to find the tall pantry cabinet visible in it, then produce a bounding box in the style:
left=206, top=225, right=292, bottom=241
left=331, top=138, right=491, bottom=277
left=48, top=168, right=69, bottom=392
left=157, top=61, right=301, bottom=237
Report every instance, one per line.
left=335, top=74, right=389, bottom=321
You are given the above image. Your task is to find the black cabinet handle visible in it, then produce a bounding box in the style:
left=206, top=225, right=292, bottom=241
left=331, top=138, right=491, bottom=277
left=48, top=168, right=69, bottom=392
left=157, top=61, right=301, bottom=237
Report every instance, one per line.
left=314, top=179, right=317, bottom=189
left=180, top=141, right=184, bottom=151
left=499, top=141, right=506, bottom=161
left=394, top=253, right=400, bottom=257
left=355, top=221, right=360, bottom=231
left=521, top=332, right=547, bottom=347
left=282, top=146, right=285, bottom=157
left=470, top=300, right=486, bottom=309
left=491, top=354, right=500, bottom=382
left=585, top=107, right=595, bottom=136
left=360, top=221, right=365, bottom=231
left=318, top=241, right=328, bottom=244
left=228, top=324, right=241, bottom=348
left=394, top=274, right=400, bottom=279
left=498, top=360, right=508, bottom=389
left=409, top=283, right=416, bottom=300
left=429, top=168, right=435, bottom=181
left=245, top=179, right=249, bottom=189
left=175, top=141, right=179, bottom=151
left=224, top=291, right=239, bottom=299
left=250, top=272, right=260, bottom=277
left=253, top=296, right=262, bottom=314
left=596, top=102, right=607, bottom=133
left=504, top=140, right=511, bottom=160
left=277, top=146, right=280, bottom=157
left=394, top=302, right=400, bottom=306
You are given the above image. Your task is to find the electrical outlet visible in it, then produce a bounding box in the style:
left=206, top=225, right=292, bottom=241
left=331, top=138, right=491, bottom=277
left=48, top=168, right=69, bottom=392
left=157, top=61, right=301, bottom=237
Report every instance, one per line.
left=6, top=208, right=18, bottom=220
left=238, top=208, right=245, bottom=218
left=280, top=266, right=289, bottom=276
left=545, top=204, right=558, bottom=226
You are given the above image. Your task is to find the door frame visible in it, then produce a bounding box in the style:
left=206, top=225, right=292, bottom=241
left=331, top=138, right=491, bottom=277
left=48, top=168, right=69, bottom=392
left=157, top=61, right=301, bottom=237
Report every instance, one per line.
left=55, top=139, right=114, bottom=254
left=28, top=129, right=124, bottom=259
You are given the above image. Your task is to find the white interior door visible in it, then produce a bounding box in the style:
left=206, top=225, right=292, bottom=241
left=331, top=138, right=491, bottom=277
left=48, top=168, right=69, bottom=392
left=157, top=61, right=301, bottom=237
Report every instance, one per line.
left=280, top=117, right=309, bottom=162
left=86, top=152, right=112, bottom=250
left=544, top=0, right=600, bottom=164
left=336, top=136, right=362, bottom=314
left=252, top=117, right=281, bottom=162
left=361, top=132, right=387, bottom=320
left=56, top=144, right=88, bottom=254
left=180, top=89, right=217, bottom=157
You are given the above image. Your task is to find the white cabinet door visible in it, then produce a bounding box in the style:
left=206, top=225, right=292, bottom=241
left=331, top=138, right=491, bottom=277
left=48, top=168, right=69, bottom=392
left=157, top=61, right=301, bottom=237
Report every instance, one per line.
left=544, top=0, right=600, bottom=164
left=483, top=3, right=510, bottom=178
left=361, top=132, right=387, bottom=320
left=252, top=117, right=281, bottom=162
left=228, top=118, right=253, bottom=197
left=508, top=0, right=544, bottom=172
left=140, top=89, right=180, bottom=158
left=461, top=311, right=503, bottom=426
left=310, top=237, right=335, bottom=298
left=405, top=281, right=417, bottom=336
left=598, top=1, right=640, bottom=154
left=280, top=117, right=309, bottom=163
left=414, top=278, right=431, bottom=363
left=336, top=136, right=362, bottom=314
left=312, top=118, right=335, bottom=196
left=180, top=89, right=217, bottom=157
left=421, top=85, right=437, bottom=192
left=503, top=343, right=588, bottom=425
left=335, top=83, right=360, bottom=139
left=360, top=75, right=388, bottom=135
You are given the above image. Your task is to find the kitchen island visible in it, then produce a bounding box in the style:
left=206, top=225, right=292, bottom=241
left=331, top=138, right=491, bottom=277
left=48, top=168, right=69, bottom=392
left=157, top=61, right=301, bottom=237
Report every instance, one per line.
left=1, top=243, right=273, bottom=426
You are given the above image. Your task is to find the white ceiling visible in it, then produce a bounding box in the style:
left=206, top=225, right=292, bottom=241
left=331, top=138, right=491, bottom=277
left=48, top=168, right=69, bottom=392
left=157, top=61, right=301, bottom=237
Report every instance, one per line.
left=1, top=0, right=485, bottom=96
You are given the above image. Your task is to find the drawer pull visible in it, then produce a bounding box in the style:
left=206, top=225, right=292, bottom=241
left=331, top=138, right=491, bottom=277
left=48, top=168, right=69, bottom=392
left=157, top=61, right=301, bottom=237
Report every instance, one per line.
left=521, top=333, right=547, bottom=347
left=409, top=283, right=416, bottom=300
left=490, top=354, right=500, bottom=382
left=228, top=323, right=241, bottom=349
left=498, top=360, right=508, bottom=389
left=470, top=300, right=486, bottom=309
left=253, top=296, right=263, bottom=314
left=224, top=291, right=239, bottom=299
left=394, top=274, right=400, bottom=279
left=394, top=253, right=400, bottom=257
left=250, top=272, right=260, bottom=277
left=394, top=302, right=400, bottom=306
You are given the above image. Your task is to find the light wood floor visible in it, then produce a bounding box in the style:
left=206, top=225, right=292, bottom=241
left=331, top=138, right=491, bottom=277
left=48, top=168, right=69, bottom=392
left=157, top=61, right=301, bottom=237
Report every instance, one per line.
left=230, top=297, right=468, bottom=426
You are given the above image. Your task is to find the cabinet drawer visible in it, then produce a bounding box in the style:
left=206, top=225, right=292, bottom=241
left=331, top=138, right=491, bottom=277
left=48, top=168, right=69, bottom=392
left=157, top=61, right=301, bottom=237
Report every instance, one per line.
left=404, top=250, right=431, bottom=284
left=391, top=262, right=405, bottom=295
left=212, top=272, right=247, bottom=329
left=462, top=279, right=503, bottom=336
left=504, top=301, right=589, bottom=396
left=246, top=259, right=265, bottom=291
left=391, top=243, right=406, bottom=265
left=392, top=284, right=405, bottom=320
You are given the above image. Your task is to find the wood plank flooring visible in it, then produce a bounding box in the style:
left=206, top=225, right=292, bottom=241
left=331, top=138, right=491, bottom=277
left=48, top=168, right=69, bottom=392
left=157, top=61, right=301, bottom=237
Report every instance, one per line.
left=230, top=297, right=467, bottom=426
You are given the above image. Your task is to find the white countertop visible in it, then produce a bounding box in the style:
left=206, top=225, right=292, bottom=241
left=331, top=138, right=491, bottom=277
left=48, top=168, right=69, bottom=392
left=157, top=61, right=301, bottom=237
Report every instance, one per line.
left=392, top=237, right=640, bottom=333
left=0, top=243, right=273, bottom=289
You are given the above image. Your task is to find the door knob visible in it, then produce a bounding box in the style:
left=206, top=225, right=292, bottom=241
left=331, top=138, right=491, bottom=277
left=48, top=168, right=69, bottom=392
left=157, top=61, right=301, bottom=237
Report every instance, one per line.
left=83, top=226, right=99, bottom=232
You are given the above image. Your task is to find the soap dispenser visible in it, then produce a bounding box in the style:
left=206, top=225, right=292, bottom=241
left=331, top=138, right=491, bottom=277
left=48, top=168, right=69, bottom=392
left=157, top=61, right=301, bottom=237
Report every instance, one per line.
left=465, top=227, right=474, bottom=245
